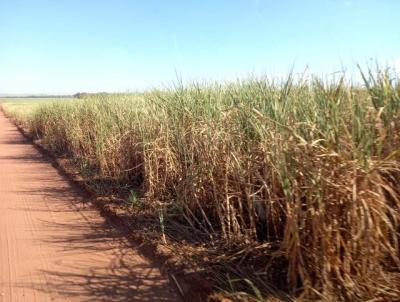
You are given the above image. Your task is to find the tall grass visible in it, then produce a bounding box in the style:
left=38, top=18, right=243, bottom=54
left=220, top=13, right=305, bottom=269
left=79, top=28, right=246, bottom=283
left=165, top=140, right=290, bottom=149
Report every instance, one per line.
left=4, top=68, right=400, bottom=300
left=1, top=98, right=73, bottom=126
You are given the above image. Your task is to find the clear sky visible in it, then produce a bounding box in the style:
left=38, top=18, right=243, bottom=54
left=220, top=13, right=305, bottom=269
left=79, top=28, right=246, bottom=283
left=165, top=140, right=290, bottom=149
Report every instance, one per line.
left=0, top=0, right=399, bottom=95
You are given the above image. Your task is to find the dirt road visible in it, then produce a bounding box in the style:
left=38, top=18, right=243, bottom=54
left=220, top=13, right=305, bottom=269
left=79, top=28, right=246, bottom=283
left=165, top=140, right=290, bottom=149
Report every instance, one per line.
left=0, top=111, right=179, bottom=302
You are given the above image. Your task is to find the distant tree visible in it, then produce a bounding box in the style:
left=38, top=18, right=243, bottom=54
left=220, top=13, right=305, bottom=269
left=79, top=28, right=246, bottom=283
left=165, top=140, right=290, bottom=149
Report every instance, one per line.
left=73, top=92, right=88, bottom=99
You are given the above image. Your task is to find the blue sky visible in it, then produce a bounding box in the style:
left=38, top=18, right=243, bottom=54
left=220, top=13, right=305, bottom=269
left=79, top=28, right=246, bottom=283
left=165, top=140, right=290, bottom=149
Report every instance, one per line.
left=0, top=0, right=399, bottom=94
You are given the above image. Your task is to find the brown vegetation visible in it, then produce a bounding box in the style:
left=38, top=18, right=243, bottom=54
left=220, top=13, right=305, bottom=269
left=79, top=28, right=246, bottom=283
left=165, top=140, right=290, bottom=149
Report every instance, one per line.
left=3, top=68, right=400, bottom=301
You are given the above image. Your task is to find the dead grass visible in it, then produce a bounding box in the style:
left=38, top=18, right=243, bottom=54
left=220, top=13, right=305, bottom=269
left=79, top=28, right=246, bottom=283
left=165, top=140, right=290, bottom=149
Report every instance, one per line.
left=2, top=67, right=400, bottom=301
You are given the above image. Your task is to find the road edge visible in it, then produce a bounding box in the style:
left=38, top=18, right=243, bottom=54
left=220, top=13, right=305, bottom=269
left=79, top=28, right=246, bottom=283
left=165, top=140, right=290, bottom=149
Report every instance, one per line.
left=0, top=106, right=214, bottom=302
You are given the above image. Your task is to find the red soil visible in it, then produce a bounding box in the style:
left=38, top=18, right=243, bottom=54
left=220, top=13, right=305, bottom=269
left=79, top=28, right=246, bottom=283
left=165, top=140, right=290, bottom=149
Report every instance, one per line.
left=0, top=111, right=179, bottom=302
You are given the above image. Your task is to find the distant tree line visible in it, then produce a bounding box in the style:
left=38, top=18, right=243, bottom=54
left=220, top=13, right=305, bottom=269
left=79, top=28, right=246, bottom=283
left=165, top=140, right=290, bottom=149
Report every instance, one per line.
left=73, top=92, right=110, bottom=99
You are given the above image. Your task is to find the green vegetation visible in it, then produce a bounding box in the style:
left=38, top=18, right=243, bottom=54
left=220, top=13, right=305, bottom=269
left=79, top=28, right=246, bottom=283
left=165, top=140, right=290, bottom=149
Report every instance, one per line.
left=2, top=67, right=400, bottom=301
left=1, top=98, right=74, bottom=125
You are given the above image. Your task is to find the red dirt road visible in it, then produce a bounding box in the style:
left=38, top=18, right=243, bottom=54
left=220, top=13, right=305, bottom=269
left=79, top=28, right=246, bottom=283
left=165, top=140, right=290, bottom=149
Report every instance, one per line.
left=0, top=111, right=179, bottom=302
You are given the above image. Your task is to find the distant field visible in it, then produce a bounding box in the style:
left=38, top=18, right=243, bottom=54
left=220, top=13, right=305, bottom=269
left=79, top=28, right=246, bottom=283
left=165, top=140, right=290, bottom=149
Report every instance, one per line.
left=1, top=69, right=400, bottom=301
left=1, top=98, right=74, bottom=123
